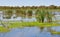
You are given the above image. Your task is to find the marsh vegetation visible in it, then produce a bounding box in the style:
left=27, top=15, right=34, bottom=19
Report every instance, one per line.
left=0, top=5, right=60, bottom=37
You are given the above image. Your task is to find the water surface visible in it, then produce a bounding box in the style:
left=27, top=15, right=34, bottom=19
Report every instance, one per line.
left=0, top=27, right=60, bottom=37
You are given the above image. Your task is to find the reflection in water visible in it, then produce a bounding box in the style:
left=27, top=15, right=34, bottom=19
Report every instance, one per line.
left=0, top=32, right=7, bottom=37
left=0, top=12, right=60, bottom=37
left=0, top=27, right=60, bottom=37
left=39, top=27, right=44, bottom=32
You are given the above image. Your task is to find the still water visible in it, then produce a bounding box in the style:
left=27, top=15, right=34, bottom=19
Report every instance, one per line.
left=0, top=12, right=60, bottom=37
left=0, top=27, right=60, bottom=37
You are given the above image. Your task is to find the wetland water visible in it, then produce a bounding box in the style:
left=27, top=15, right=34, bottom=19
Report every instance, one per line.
left=0, top=27, right=60, bottom=37
left=0, top=12, right=60, bottom=37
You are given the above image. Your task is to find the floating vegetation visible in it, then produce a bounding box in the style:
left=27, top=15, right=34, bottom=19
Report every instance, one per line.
left=51, top=31, right=60, bottom=35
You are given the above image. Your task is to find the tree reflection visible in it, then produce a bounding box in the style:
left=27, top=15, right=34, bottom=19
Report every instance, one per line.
left=0, top=32, right=7, bottom=37
left=39, top=27, right=44, bottom=32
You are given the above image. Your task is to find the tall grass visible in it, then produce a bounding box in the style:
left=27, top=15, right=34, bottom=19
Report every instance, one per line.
left=36, top=9, right=53, bottom=23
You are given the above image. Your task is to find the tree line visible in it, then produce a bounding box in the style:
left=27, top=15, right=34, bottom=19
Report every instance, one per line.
left=0, top=5, right=60, bottom=10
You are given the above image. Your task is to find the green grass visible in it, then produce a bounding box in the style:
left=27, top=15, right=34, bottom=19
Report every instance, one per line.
left=0, top=26, right=10, bottom=32
left=0, top=22, right=60, bottom=32
left=50, top=30, right=60, bottom=34
left=8, top=22, right=60, bottom=28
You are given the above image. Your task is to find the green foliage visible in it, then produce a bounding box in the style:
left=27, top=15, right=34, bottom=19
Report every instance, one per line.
left=46, top=11, right=53, bottom=22
left=0, top=21, right=59, bottom=32
left=36, top=10, right=46, bottom=22
left=0, top=26, right=10, bottom=32
left=6, top=22, right=59, bottom=28
left=4, top=10, right=13, bottom=19
left=36, top=10, right=53, bottom=23
left=27, top=10, right=32, bottom=16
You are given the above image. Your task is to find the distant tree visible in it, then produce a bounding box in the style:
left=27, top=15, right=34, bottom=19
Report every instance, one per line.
left=27, top=10, right=32, bottom=16
left=4, top=10, right=13, bottom=19
left=48, top=5, right=57, bottom=9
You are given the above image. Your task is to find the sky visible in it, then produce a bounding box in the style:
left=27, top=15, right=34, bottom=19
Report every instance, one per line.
left=0, top=0, right=60, bottom=6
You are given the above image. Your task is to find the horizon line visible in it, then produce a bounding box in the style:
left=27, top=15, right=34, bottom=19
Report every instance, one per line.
left=0, top=5, right=60, bottom=7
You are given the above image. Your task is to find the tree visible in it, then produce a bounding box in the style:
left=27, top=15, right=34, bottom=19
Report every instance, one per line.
left=48, top=5, right=57, bottom=9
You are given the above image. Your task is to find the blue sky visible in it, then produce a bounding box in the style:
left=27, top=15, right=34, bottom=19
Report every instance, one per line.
left=0, top=0, right=60, bottom=6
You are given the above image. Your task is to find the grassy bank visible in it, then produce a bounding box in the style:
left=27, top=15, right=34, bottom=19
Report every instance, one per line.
left=0, top=26, right=10, bottom=32
left=0, top=22, right=60, bottom=32
left=6, top=22, right=60, bottom=28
